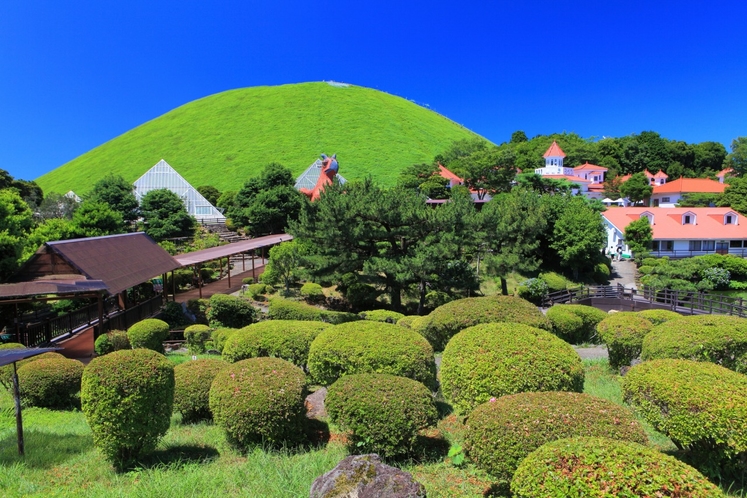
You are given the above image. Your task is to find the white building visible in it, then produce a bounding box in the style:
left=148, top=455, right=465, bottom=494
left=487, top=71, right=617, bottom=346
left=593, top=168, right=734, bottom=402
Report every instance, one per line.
left=534, top=141, right=607, bottom=199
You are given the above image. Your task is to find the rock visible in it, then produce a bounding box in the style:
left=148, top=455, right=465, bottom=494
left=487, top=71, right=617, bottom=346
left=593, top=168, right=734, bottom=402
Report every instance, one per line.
left=310, top=454, right=426, bottom=498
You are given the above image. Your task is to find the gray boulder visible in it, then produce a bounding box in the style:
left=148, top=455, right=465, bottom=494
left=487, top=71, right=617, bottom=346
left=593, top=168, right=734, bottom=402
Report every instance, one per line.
left=310, top=454, right=426, bottom=498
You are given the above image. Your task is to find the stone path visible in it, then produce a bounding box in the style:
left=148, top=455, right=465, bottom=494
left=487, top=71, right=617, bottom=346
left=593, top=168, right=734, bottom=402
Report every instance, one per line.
left=573, top=345, right=609, bottom=360
left=609, top=259, right=637, bottom=291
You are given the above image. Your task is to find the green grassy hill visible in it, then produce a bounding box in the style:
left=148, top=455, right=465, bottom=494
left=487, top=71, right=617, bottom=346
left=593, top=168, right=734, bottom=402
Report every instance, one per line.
left=36, top=82, right=485, bottom=195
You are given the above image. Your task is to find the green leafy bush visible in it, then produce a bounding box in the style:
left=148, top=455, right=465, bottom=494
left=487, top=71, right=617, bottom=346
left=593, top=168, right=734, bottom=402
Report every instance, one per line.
left=592, top=262, right=611, bottom=284
left=641, top=315, right=747, bottom=372
left=511, top=437, right=725, bottom=498
left=18, top=358, right=84, bottom=408
left=246, top=283, right=268, bottom=300
left=440, top=323, right=584, bottom=414
left=623, top=359, right=747, bottom=479
left=159, top=301, right=188, bottom=328
left=464, top=392, right=646, bottom=484
left=637, top=309, right=681, bottom=325
left=127, top=318, right=170, bottom=354
left=0, top=343, right=25, bottom=390
left=326, top=373, right=438, bottom=458
left=638, top=265, right=654, bottom=275
left=209, top=357, right=307, bottom=448
left=173, top=358, right=226, bottom=422
left=94, top=330, right=131, bottom=356
left=210, top=327, right=238, bottom=353
left=546, top=304, right=606, bottom=344
left=81, top=349, right=174, bottom=468
left=396, top=315, right=419, bottom=328
left=596, top=312, right=653, bottom=369
left=222, top=320, right=330, bottom=367
left=300, top=282, right=325, bottom=304
left=185, top=299, right=209, bottom=325
left=308, top=321, right=437, bottom=390
left=184, top=324, right=212, bottom=354
left=641, top=257, right=662, bottom=267
left=539, top=272, right=568, bottom=292
left=267, top=298, right=360, bottom=324
left=206, top=294, right=258, bottom=328
left=412, top=295, right=551, bottom=351
left=517, top=278, right=549, bottom=306
left=359, top=309, right=405, bottom=323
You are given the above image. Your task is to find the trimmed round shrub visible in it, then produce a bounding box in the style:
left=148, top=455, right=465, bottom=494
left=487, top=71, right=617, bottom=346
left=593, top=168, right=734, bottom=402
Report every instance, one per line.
left=207, top=294, right=258, bottom=328
left=300, top=282, right=325, bottom=304
left=545, top=306, right=583, bottom=343
left=326, top=373, right=438, bottom=458
left=184, top=324, right=212, bottom=354
left=562, top=304, right=607, bottom=342
left=539, top=271, right=568, bottom=292
left=94, top=330, right=131, bottom=356
left=396, top=315, right=419, bottom=329
left=18, top=358, right=84, bottom=408
left=127, top=318, right=170, bottom=353
left=641, top=314, right=747, bottom=372
left=440, top=323, right=584, bottom=414
left=511, top=437, right=725, bottom=498
left=173, top=358, right=225, bottom=422
left=209, top=357, right=307, bottom=448
left=413, top=295, right=551, bottom=351
left=592, top=262, right=611, bottom=284
left=637, top=308, right=681, bottom=325
left=211, top=327, right=238, bottom=353
left=308, top=321, right=437, bottom=390
left=246, top=283, right=267, bottom=300
left=596, top=312, right=653, bottom=369
left=81, top=349, right=174, bottom=468
left=222, top=320, right=331, bottom=367
left=267, top=298, right=360, bottom=324
left=464, top=392, right=647, bottom=483
left=359, top=309, right=405, bottom=323
left=623, top=359, right=747, bottom=478
left=638, top=265, right=654, bottom=275
left=0, top=343, right=26, bottom=390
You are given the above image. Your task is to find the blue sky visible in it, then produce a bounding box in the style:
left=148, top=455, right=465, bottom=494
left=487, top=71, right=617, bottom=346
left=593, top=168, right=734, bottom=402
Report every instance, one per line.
left=1, top=1, right=746, bottom=182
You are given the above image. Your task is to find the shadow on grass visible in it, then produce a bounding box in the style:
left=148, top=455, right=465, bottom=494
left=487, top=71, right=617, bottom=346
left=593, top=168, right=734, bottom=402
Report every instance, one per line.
left=0, top=431, right=93, bottom=468
left=123, top=444, right=221, bottom=472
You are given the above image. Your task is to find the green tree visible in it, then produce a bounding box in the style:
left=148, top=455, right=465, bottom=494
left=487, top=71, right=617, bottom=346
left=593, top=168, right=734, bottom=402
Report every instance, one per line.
left=624, top=217, right=652, bottom=258
left=36, top=192, right=79, bottom=220
left=728, top=137, right=747, bottom=176
left=262, top=240, right=304, bottom=294
left=693, top=141, right=727, bottom=172
left=0, top=189, right=34, bottom=279
left=551, top=197, right=607, bottom=280
left=87, top=175, right=139, bottom=223
left=602, top=175, right=624, bottom=199
left=216, top=190, right=237, bottom=211
left=510, top=130, right=528, bottom=143
left=481, top=189, right=548, bottom=295
left=620, top=172, right=653, bottom=205
left=196, top=185, right=221, bottom=206
left=398, top=163, right=440, bottom=190
left=23, top=218, right=77, bottom=260
left=677, top=193, right=720, bottom=207
left=72, top=201, right=125, bottom=237
left=140, top=189, right=195, bottom=241
left=718, top=176, right=747, bottom=214
left=459, top=147, right=516, bottom=200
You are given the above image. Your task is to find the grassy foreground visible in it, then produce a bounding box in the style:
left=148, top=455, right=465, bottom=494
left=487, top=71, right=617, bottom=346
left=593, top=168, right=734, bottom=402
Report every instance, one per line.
left=0, top=357, right=742, bottom=497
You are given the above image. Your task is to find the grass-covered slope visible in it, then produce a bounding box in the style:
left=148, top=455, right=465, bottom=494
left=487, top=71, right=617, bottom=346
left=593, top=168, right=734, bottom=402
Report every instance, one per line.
left=36, top=82, right=484, bottom=195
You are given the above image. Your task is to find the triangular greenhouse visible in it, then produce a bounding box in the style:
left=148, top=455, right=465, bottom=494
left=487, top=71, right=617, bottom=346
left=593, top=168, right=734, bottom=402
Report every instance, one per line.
left=294, top=159, right=347, bottom=191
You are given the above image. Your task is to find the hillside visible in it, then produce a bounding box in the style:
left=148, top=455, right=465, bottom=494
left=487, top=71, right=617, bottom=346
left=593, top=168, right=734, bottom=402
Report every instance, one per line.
left=36, top=82, right=484, bottom=195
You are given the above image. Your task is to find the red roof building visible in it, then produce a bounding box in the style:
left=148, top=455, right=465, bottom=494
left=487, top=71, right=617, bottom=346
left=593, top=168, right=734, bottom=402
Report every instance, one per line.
left=543, top=141, right=566, bottom=158
left=650, top=178, right=726, bottom=207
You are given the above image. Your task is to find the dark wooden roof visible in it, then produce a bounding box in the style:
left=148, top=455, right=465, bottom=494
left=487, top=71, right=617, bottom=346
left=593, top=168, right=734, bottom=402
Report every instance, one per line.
left=174, top=234, right=292, bottom=266
left=10, top=233, right=180, bottom=295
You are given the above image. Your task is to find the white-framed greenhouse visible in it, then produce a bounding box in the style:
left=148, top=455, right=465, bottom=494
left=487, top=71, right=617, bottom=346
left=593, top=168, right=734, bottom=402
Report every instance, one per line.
left=294, top=158, right=347, bottom=191
left=133, top=160, right=225, bottom=221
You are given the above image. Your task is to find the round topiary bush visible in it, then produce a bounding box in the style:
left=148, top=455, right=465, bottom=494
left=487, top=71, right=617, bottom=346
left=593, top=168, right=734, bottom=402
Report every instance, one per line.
left=300, top=282, right=325, bottom=304
left=211, top=327, right=238, bottom=353
left=184, top=324, right=212, bottom=354
left=127, top=318, right=170, bottom=353
left=209, top=357, right=307, bottom=448
left=396, top=315, right=419, bottom=329
left=307, top=321, right=437, bottom=390
left=557, top=304, right=607, bottom=343
left=596, top=312, right=653, bottom=369
left=81, top=348, right=174, bottom=468
left=440, top=323, right=583, bottom=414
left=94, top=330, right=130, bottom=356
left=464, top=392, right=647, bottom=483
left=412, top=295, right=551, bottom=351
left=641, top=314, right=747, bottom=372
left=359, top=309, right=406, bottom=323
left=637, top=308, right=681, bottom=325
left=173, top=358, right=226, bottom=422
left=511, top=437, right=725, bottom=498
left=326, top=373, right=438, bottom=458
left=222, top=320, right=331, bottom=367
left=623, top=359, right=747, bottom=478
left=545, top=306, right=583, bottom=343
left=18, top=358, right=84, bottom=408
left=206, top=294, right=258, bottom=328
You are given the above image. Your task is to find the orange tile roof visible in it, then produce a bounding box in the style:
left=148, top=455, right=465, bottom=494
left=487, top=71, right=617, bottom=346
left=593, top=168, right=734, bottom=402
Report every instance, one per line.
left=603, top=207, right=746, bottom=240
left=653, top=170, right=668, bottom=179
left=588, top=184, right=605, bottom=191
left=542, top=175, right=591, bottom=183
left=619, top=174, right=632, bottom=183
left=543, top=141, right=566, bottom=158
left=651, top=178, right=726, bottom=194
left=644, top=169, right=655, bottom=179
left=573, top=162, right=607, bottom=172
left=717, top=167, right=734, bottom=178
left=438, top=164, right=463, bottom=183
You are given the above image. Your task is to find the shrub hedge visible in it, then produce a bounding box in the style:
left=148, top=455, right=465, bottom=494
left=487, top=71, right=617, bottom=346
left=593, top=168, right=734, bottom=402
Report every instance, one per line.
left=185, top=298, right=209, bottom=325
left=184, top=324, right=212, bottom=354
left=412, top=295, right=551, bottom=351
left=246, top=283, right=268, bottom=300
left=267, top=298, right=360, bottom=324
left=396, top=315, right=419, bottom=329
left=326, top=373, right=438, bottom=458
left=18, top=358, right=84, bottom=408
left=209, top=357, right=307, bottom=448
left=359, top=309, right=405, bottom=323
left=641, top=315, right=747, bottom=372
left=127, top=319, right=170, bottom=354
left=210, top=327, right=238, bottom=353
left=300, top=282, right=325, bottom=304
left=511, top=437, right=725, bottom=498
left=81, top=349, right=174, bottom=468
left=222, top=320, right=331, bottom=367
left=464, top=392, right=647, bottom=483
left=596, top=312, right=653, bottom=369
left=173, top=358, right=226, bottom=422
left=206, top=294, right=258, bottom=328
left=623, top=359, right=747, bottom=478
left=94, top=330, right=131, bottom=356
left=539, top=272, right=568, bottom=292
left=546, top=304, right=606, bottom=344
left=440, top=323, right=584, bottom=414
left=637, top=309, right=681, bottom=325
left=307, top=321, right=437, bottom=390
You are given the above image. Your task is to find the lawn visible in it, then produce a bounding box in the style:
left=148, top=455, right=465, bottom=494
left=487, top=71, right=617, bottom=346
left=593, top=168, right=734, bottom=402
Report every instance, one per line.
left=0, top=356, right=742, bottom=497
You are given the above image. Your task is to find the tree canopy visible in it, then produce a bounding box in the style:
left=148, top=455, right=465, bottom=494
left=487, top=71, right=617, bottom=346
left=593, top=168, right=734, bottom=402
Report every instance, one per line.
left=140, top=189, right=195, bottom=241
left=619, top=172, right=653, bottom=205
left=87, top=174, right=139, bottom=223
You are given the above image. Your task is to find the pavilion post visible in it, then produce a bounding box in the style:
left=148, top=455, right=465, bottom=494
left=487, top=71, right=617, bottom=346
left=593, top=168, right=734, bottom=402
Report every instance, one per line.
left=219, top=258, right=223, bottom=283
left=12, top=362, right=24, bottom=456
left=172, top=270, right=176, bottom=302
left=14, top=304, right=20, bottom=346
left=98, top=292, right=105, bottom=338
left=227, top=258, right=231, bottom=288
left=242, top=253, right=245, bottom=272
left=251, top=250, right=256, bottom=283
left=197, top=266, right=203, bottom=299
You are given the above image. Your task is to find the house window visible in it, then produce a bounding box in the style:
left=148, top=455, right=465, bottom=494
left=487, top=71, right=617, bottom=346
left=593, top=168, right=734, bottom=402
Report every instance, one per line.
left=726, top=214, right=736, bottom=224
left=661, top=241, right=674, bottom=251
left=652, top=241, right=660, bottom=251
left=661, top=197, right=670, bottom=203
left=730, top=240, right=743, bottom=248
left=689, top=240, right=702, bottom=251
left=683, top=213, right=696, bottom=224
left=703, top=240, right=715, bottom=251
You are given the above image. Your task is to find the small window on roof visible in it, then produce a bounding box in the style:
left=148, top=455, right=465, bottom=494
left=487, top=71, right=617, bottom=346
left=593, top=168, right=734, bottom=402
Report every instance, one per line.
left=725, top=212, right=738, bottom=225
left=640, top=212, right=654, bottom=225
left=683, top=212, right=696, bottom=225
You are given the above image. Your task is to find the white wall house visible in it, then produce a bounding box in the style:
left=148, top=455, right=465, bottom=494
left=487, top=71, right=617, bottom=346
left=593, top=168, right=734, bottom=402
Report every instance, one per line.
left=602, top=207, right=747, bottom=259
left=649, top=178, right=726, bottom=208
left=534, top=141, right=608, bottom=200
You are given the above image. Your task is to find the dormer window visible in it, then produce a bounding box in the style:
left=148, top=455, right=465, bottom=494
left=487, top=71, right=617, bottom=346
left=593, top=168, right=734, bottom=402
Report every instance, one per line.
left=682, top=212, right=696, bottom=225
left=725, top=212, right=738, bottom=225
left=640, top=212, right=654, bottom=225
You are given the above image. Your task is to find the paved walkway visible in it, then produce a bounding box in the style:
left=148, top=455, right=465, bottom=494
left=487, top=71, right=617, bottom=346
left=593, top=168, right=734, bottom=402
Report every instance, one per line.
left=174, top=266, right=266, bottom=302
left=609, top=259, right=637, bottom=291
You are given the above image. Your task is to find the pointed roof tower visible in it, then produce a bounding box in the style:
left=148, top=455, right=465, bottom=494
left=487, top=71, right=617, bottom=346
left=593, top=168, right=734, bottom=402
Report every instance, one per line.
left=543, top=141, right=566, bottom=158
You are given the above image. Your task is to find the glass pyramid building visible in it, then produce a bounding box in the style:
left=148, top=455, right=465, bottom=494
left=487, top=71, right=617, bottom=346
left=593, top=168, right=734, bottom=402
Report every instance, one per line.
left=133, top=160, right=224, bottom=221
left=294, top=158, right=347, bottom=191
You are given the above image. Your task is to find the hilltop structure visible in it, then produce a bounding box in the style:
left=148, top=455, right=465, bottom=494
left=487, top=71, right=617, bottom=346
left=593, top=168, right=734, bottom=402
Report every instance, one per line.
left=534, top=141, right=607, bottom=199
